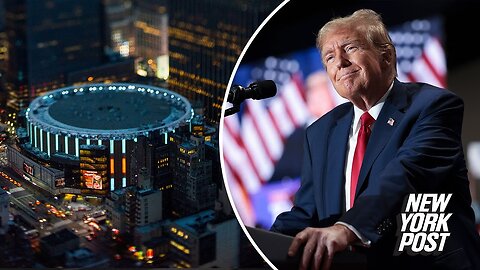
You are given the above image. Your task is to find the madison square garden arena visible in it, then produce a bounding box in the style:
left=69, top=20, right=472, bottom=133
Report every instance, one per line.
left=7, top=83, right=193, bottom=197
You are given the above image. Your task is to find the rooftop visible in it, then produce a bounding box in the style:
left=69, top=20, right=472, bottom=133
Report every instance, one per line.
left=0, top=188, right=8, bottom=198
left=26, top=83, right=193, bottom=140
left=173, top=209, right=216, bottom=235
left=79, top=144, right=107, bottom=151
left=137, top=188, right=158, bottom=196
left=40, top=228, right=78, bottom=246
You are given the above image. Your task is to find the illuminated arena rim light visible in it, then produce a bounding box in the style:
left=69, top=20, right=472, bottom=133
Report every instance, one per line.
left=26, top=83, right=193, bottom=141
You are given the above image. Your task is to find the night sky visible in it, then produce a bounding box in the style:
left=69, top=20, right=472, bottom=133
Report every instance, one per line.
left=242, top=0, right=480, bottom=71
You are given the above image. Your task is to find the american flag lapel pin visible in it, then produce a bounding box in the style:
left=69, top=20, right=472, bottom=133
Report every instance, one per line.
left=387, top=117, right=395, bottom=126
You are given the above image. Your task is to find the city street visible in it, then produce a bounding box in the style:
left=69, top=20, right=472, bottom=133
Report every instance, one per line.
left=0, top=162, right=109, bottom=241
left=0, top=140, right=126, bottom=266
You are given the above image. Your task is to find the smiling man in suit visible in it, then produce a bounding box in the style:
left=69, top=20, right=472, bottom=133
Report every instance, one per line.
left=270, top=9, right=480, bottom=270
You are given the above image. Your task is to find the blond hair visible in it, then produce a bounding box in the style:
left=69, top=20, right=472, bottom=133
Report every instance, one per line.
left=317, top=9, right=397, bottom=75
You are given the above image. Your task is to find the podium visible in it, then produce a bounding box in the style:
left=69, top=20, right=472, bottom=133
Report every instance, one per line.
left=247, top=226, right=367, bottom=270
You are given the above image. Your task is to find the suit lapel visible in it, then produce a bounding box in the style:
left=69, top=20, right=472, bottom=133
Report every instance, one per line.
left=324, top=106, right=353, bottom=215
left=355, top=80, right=408, bottom=197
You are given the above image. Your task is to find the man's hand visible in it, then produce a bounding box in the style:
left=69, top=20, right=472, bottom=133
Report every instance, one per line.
left=288, top=224, right=358, bottom=270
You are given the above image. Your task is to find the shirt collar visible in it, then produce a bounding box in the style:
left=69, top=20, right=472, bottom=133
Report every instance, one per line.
left=352, top=81, right=394, bottom=132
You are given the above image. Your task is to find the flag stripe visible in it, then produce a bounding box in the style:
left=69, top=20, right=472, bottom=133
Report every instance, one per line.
left=247, top=101, right=284, bottom=159
left=244, top=104, right=275, bottom=163
left=224, top=120, right=263, bottom=186
left=280, top=89, right=302, bottom=129
left=282, top=80, right=309, bottom=126
left=241, top=116, right=275, bottom=180
left=422, top=38, right=446, bottom=87
left=272, top=96, right=297, bottom=135
left=406, top=73, right=418, bottom=83
left=411, top=57, right=443, bottom=88
left=422, top=54, right=445, bottom=87
left=224, top=157, right=256, bottom=225
left=267, top=108, right=286, bottom=143
left=425, top=38, right=447, bottom=76
left=223, top=130, right=262, bottom=191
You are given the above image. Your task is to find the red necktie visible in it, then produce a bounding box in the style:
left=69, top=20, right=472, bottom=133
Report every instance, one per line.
left=350, top=112, right=375, bottom=208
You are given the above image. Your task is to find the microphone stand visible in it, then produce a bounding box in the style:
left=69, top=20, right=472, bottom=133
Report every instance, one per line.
left=224, top=81, right=276, bottom=117
left=225, top=105, right=240, bottom=117
left=224, top=85, right=242, bottom=117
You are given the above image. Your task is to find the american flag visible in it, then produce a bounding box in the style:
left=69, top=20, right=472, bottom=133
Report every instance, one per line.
left=394, top=17, right=446, bottom=87
left=222, top=17, right=446, bottom=228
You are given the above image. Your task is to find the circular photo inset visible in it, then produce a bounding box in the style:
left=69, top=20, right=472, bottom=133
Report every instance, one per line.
left=221, top=1, right=480, bottom=269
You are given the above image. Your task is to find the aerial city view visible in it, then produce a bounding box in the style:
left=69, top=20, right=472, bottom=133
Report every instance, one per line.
left=0, top=0, right=282, bottom=268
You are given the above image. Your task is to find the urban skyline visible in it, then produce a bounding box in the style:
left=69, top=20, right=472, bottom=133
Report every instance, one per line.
left=0, top=0, right=283, bottom=268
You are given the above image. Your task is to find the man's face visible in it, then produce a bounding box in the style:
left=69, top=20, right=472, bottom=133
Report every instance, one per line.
left=321, top=28, right=386, bottom=102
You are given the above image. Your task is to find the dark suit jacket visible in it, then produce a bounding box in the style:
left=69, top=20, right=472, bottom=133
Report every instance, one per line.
left=271, top=79, right=480, bottom=269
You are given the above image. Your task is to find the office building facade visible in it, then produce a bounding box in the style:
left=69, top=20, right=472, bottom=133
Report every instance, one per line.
left=5, top=0, right=103, bottom=111
left=168, top=0, right=282, bottom=123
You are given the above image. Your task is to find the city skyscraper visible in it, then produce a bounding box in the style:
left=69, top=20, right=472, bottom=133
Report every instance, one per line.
left=5, top=0, right=103, bottom=111
left=102, top=0, right=134, bottom=58
left=172, top=135, right=216, bottom=217
left=168, top=0, right=282, bottom=123
left=167, top=210, right=240, bottom=268
left=4, top=0, right=26, bottom=111
left=0, top=189, right=8, bottom=235
left=133, top=0, right=168, bottom=79
left=103, top=0, right=168, bottom=79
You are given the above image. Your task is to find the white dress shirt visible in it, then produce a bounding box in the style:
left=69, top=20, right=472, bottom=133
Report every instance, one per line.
left=337, top=81, right=394, bottom=246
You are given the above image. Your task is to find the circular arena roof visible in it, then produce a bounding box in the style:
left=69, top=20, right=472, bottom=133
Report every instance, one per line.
left=26, top=83, right=193, bottom=140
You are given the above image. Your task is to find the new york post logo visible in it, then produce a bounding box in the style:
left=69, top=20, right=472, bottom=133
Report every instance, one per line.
left=394, top=193, right=452, bottom=255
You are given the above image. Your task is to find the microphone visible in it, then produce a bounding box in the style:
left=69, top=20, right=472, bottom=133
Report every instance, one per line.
left=227, top=80, right=277, bottom=105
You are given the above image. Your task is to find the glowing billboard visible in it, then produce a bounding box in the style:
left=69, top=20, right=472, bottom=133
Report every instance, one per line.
left=79, top=145, right=108, bottom=195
